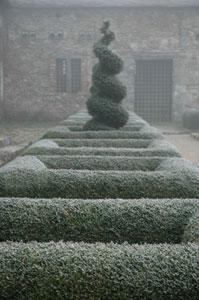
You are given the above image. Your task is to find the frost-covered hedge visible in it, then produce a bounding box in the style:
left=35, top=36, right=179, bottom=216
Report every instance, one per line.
left=0, top=198, right=198, bottom=243
left=38, top=156, right=162, bottom=171
left=60, top=115, right=146, bottom=131
left=24, top=147, right=180, bottom=157
left=0, top=157, right=198, bottom=198
left=65, top=125, right=144, bottom=132
left=64, top=110, right=146, bottom=125
left=54, top=138, right=150, bottom=148
left=43, top=126, right=163, bottom=139
left=183, top=211, right=199, bottom=243
left=24, top=139, right=180, bottom=157
left=0, top=242, right=198, bottom=299
left=66, top=126, right=83, bottom=131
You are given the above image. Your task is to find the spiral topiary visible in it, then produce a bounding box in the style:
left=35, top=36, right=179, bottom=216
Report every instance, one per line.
left=83, top=21, right=129, bottom=131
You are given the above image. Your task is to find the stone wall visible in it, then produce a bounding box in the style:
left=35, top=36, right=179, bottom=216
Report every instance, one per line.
left=0, top=10, right=4, bottom=115
left=3, top=6, right=199, bottom=121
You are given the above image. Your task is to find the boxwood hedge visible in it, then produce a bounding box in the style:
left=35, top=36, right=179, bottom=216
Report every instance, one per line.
left=65, top=110, right=146, bottom=124
left=0, top=198, right=198, bottom=243
left=183, top=211, right=199, bottom=243
left=38, top=156, right=162, bottom=170
left=0, top=158, right=198, bottom=198
left=66, top=125, right=144, bottom=132
left=43, top=128, right=163, bottom=139
left=54, top=138, right=150, bottom=148
left=66, top=126, right=84, bottom=131
left=24, top=145, right=180, bottom=157
left=0, top=242, right=198, bottom=299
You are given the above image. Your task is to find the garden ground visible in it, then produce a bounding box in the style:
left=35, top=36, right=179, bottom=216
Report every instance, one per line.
left=155, top=123, right=199, bottom=163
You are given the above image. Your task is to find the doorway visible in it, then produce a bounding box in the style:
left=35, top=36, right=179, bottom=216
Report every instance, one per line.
left=134, top=59, right=173, bottom=122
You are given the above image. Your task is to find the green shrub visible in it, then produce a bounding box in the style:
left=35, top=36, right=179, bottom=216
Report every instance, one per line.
left=24, top=146, right=180, bottom=157
left=66, top=126, right=83, bottom=131
left=61, top=123, right=143, bottom=133
left=183, top=109, right=199, bottom=130
left=183, top=211, right=199, bottom=243
left=43, top=129, right=162, bottom=139
left=0, top=242, right=198, bottom=299
left=61, top=124, right=155, bottom=133
left=0, top=198, right=197, bottom=243
left=38, top=156, right=162, bottom=170
left=24, top=138, right=180, bottom=157
left=83, top=21, right=129, bottom=130
left=54, top=139, right=150, bottom=148
left=61, top=112, right=146, bottom=128
left=0, top=159, right=198, bottom=198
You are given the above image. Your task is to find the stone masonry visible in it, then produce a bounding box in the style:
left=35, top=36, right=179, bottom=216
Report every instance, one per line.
left=1, top=0, right=199, bottom=121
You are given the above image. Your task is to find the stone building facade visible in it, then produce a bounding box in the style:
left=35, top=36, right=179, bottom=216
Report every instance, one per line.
left=1, top=0, right=199, bottom=122
left=0, top=3, right=4, bottom=114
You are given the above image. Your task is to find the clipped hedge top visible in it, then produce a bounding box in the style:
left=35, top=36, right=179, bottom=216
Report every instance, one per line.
left=183, top=210, right=199, bottom=243
left=43, top=129, right=163, bottom=139
left=53, top=138, right=151, bottom=148
left=24, top=146, right=181, bottom=157
left=37, top=155, right=163, bottom=170
left=0, top=156, right=46, bottom=172
left=24, top=138, right=181, bottom=157
left=0, top=197, right=198, bottom=244
left=0, top=241, right=198, bottom=299
left=0, top=157, right=198, bottom=198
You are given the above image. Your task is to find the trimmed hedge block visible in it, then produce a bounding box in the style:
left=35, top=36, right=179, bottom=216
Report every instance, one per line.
left=60, top=114, right=146, bottom=130
left=54, top=138, right=150, bottom=148
left=183, top=211, right=199, bottom=243
left=0, top=157, right=198, bottom=198
left=24, top=147, right=180, bottom=157
left=66, top=125, right=144, bottom=132
left=43, top=129, right=162, bottom=140
left=38, top=156, right=162, bottom=171
left=0, top=198, right=198, bottom=243
left=24, top=139, right=180, bottom=157
left=0, top=242, right=198, bottom=299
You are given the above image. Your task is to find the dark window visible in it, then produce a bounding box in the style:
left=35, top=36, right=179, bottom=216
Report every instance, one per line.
left=71, top=58, right=81, bottom=93
left=56, top=58, right=81, bottom=93
left=21, top=32, right=36, bottom=42
left=49, top=32, right=64, bottom=41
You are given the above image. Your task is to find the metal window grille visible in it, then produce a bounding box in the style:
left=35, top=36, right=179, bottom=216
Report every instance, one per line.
left=0, top=62, right=3, bottom=103
left=56, top=58, right=81, bottom=93
left=56, top=58, right=68, bottom=93
left=71, top=58, right=81, bottom=93
left=134, top=59, right=173, bottom=122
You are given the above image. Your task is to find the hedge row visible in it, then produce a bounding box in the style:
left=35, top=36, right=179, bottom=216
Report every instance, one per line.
left=66, top=125, right=144, bottom=132
left=0, top=242, right=198, bottom=299
left=66, top=126, right=84, bottom=131
left=38, top=156, right=162, bottom=170
left=183, top=211, right=199, bottom=243
left=65, top=111, right=146, bottom=123
left=0, top=161, right=198, bottom=198
left=43, top=127, right=163, bottom=139
left=0, top=198, right=198, bottom=243
left=24, top=145, right=180, bottom=157
left=54, top=138, right=150, bottom=148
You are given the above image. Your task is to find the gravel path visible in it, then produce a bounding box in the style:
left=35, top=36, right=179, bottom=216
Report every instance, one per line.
left=165, top=134, right=199, bottom=163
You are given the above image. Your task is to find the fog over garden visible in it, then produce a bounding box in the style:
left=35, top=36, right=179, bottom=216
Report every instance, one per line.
left=0, top=0, right=199, bottom=299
